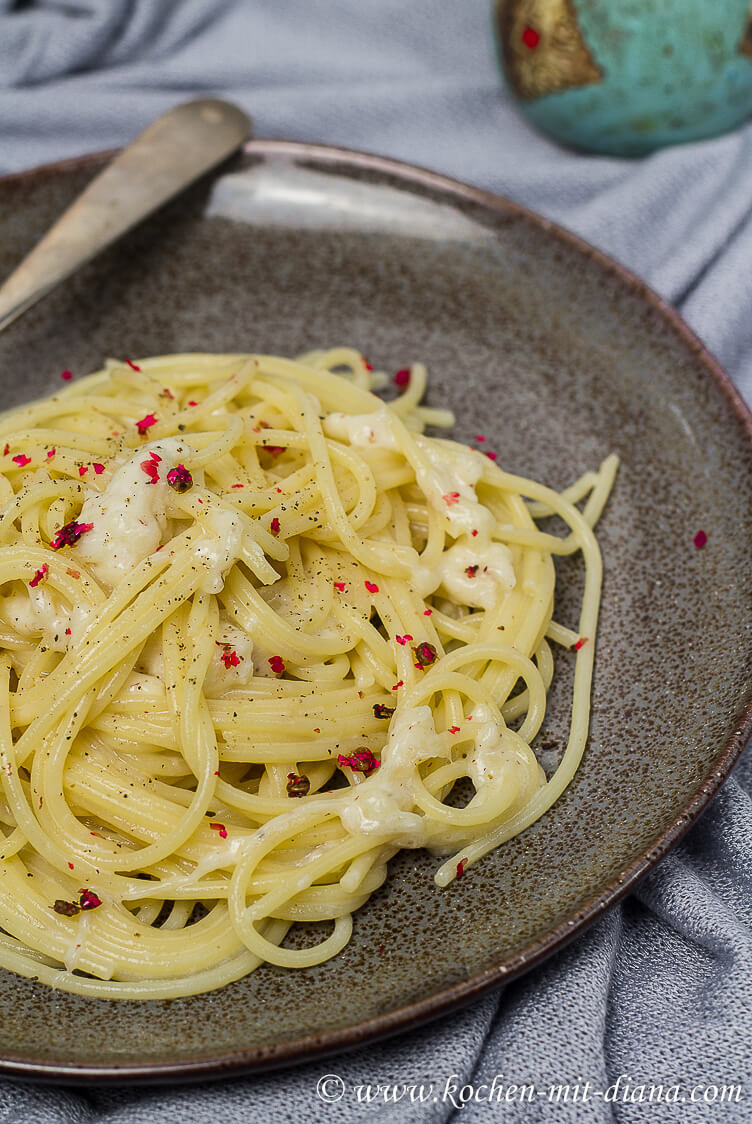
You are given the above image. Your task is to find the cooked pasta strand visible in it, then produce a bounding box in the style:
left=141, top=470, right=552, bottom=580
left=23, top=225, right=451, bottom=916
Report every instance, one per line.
left=0, top=351, right=615, bottom=997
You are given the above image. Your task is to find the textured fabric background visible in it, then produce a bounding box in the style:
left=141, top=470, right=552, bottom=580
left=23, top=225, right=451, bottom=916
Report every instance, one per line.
left=1, top=2, right=752, bottom=1121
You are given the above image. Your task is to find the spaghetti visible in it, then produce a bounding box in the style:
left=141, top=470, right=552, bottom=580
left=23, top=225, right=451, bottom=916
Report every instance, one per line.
left=0, top=349, right=616, bottom=998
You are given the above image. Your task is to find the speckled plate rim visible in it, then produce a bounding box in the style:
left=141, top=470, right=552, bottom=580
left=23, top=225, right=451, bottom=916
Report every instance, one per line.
left=0, top=139, right=751, bottom=1085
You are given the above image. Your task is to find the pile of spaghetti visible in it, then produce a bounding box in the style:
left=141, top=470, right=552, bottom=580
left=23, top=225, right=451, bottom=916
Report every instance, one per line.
left=0, top=349, right=616, bottom=999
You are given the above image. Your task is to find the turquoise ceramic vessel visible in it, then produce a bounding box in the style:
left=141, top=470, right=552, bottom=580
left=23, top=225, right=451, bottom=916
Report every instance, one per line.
left=495, top=0, right=752, bottom=155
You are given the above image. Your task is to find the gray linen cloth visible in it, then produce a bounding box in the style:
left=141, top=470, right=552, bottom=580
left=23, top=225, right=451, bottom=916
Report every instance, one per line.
left=1, top=2, right=752, bottom=1121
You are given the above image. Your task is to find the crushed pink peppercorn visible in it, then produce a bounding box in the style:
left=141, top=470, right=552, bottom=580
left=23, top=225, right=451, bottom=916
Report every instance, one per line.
left=268, top=655, right=285, bottom=675
left=270, top=517, right=281, bottom=536
left=51, top=521, right=94, bottom=550
left=52, top=899, right=80, bottom=917
left=61, top=370, right=73, bottom=381
left=286, top=772, right=310, bottom=797
left=220, top=649, right=241, bottom=669
left=693, top=529, right=707, bottom=549
left=209, top=822, right=228, bottom=839
left=78, top=888, right=102, bottom=911
left=136, top=413, right=157, bottom=436
left=166, top=464, right=193, bottom=492
left=574, top=637, right=588, bottom=651
left=93, top=462, right=105, bottom=475
left=395, top=634, right=413, bottom=645
left=12, top=454, right=31, bottom=467
left=413, top=641, right=437, bottom=667
left=394, top=368, right=410, bottom=387
left=125, top=358, right=141, bottom=372
left=78, top=465, right=88, bottom=477
left=337, top=748, right=379, bottom=775
left=29, top=565, right=48, bottom=588
left=334, top=581, right=346, bottom=592
left=456, top=857, right=468, bottom=878
left=140, top=459, right=159, bottom=484
left=365, top=580, right=379, bottom=594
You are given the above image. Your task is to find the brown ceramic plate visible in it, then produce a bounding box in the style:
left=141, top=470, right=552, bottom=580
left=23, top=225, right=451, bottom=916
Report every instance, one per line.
left=0, top=141, right=751, bottom=1084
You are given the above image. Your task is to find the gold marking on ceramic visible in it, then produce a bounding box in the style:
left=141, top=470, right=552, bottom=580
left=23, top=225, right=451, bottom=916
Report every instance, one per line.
left=739, top=1, right=752, bottom=59
left=497, top=0, right=603, bottom=100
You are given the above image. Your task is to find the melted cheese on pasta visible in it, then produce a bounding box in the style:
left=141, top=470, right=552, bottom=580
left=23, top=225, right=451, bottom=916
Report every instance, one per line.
left=0, top=349, right=616, bottom=998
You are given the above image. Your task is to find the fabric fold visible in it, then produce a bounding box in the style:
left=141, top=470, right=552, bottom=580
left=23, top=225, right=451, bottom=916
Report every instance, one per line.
left=0, top=0, right=229, bottom=86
